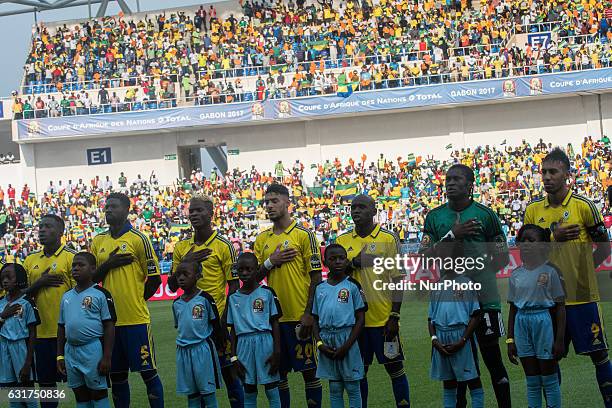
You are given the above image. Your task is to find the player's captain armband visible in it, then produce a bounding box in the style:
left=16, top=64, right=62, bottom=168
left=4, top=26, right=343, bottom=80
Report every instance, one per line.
left=586, top=223, right=607, bottom=238
left=147, top=260, right=158, bottom=275
left=310, top=254, right=322, bottom=270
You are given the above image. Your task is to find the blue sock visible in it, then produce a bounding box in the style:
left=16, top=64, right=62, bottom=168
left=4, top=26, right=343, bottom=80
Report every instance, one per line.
left=265, top=387, right=281, bottom=408
left=360, top=378, right=368, bottom=407
left=187, top=395, right=200, bottom=408
left=226, top=376, right=245, bottom=407
left=469, top=387, right=484, bottom=408
left=541, top=374, right=561, bottom=408
left=111, top=380, right=130, bottom=408
left=595, top=355, right=612, bottom=408
left=76, top=402, right=92, bottom=408
left=279, top=379, right=290, bottom=408
left=329, top=381, right=344, bottom=408
left=305, top=379, right=322, bottom=408
left=143, top=373, right=164, bottom=408
left=526, top=375, right=542, bottom=408
left=390, top=368, right=410, bottom=407
left=345, top=380, right=361, bottom=408
left=92, top=397, right=110, bottom=408
left=201, top=392, right=218, bottom=408
left=443, top=387, right=457, bottom=408
left=244, top=391, right=257, bottom=408
left=266, top=387, right=280, bottom=408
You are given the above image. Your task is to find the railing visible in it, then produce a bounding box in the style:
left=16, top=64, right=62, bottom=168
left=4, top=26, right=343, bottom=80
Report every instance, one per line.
left=15, top=58, right=612, bottom=120
left=18, top=41, right=508, bottom=96
left=520, top=21, right=562, bottom=34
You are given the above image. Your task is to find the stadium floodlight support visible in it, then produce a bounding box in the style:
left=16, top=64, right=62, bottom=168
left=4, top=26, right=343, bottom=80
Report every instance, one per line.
left=0, top=0, right=135, bottom=18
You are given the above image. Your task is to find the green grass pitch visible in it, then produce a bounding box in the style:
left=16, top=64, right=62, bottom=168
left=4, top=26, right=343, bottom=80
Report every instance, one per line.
left=106, top=300, right=610, bottom=407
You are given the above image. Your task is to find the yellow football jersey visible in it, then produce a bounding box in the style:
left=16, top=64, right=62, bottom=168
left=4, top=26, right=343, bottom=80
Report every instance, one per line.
left=90, top=226, right=160, bottom=326
left=524, top=191, right=605, bottom=304
left=336, top=225, right=402, bottom=327
left=171, top=231, right=238, bottom=314
left=24, top=245, right=76, bottom=338
left=254, top=220, right=322, bottom=322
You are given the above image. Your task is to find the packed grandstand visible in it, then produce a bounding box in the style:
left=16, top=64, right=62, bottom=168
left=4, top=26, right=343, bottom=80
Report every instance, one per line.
left=3, top=0, right=612, bottom=260
left=0, top=137, right=610, bottom=264
left=10, top=0, right=612, bottom=118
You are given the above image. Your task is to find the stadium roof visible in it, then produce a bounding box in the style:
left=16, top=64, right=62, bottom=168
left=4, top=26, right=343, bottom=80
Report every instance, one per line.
left=0, top=0, right=136, bottom=18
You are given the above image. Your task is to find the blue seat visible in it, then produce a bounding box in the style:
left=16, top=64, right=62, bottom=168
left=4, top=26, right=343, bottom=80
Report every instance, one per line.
left=103, top=105, right=112, bottom=113
left=133, top=102, right=143, bottom=111
left=90, top=106, right=98, bottom=114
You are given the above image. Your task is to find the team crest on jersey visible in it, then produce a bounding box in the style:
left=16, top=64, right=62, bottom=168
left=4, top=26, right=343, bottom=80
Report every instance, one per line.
left=282, top=240, right=290, bottom=249
left=192, top=304, right=204, bottom=320
left=82, top=296, right=93, bottom=310
left=453, top=290, right=465, bottom=300
left=337, top=288, right=349, bottom=303
left=368, top=243, right=376, bottom=252
left=253, top=298, right=265, bottom=313
left=120, top=243, right=128, bottom=252
left=347, top=246, right=353, bottom=252
left=51, top=263, right=57, bottom=271
left=538, top=217, right=545, bottom=224
left=537, top=273, right=549, bottom=286
left=563, top=211, right=570, bottom=221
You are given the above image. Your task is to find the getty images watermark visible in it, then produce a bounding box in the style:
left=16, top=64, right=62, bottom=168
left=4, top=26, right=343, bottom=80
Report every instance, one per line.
left=370, top=254, right=485, bottom=291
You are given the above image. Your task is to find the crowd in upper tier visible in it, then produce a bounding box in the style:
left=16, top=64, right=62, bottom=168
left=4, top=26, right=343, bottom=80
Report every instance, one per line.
left=11, top=0, right=612, bottom=118
left=0, top=136, right=610, bottom=263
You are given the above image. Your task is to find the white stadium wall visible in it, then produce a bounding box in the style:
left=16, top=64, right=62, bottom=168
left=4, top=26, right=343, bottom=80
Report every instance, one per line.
left=19, top=132, right=179, bottom=193
left=14, top=92, right=612, bottom=195
left=181, top=93, right=608, bottom=170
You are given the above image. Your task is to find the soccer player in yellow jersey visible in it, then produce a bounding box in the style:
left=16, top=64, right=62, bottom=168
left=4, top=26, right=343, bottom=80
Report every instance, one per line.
left=23, top=214, right=75, bottom=408
left=524, top=148, right=612, bottom=407
left=167, top=195, right=244, bottom=407
left=336, top=195, right=410, bottom=408
left=254, top=184, right=323, bottom=407
left=90, top=193, right=164, bottom=408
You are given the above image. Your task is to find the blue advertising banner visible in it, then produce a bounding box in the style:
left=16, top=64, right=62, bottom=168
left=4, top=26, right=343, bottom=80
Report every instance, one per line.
left=16, top=67, right=612, bottom=140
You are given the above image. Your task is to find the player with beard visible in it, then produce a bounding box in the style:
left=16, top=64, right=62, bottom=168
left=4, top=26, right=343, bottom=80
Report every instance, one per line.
left=524, top=148, right=612, bottom=407
left=254, top=184, right=323, bottom=408
left=420, top=164, right=511, bottom=408
left=168, top=195, right=244, bottom=407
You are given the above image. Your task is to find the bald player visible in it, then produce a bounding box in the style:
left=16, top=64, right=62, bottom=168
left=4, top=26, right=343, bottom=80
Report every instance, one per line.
left=336, top=194, right=410, bottom=407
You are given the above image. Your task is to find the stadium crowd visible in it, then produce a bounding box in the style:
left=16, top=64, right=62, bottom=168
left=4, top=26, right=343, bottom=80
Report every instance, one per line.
left=0, top=136, right=610, bottom=263
left=12, top=0, right=612, bottom=118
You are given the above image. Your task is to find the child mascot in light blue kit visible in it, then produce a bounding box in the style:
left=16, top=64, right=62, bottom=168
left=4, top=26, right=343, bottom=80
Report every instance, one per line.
left=313, top=243, right=367, bottom=408
left=507, top=224, right=565, bottom=408
left=172, top=261, right=226, bottom=408
left=227, top=252, right=282, bottom=407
